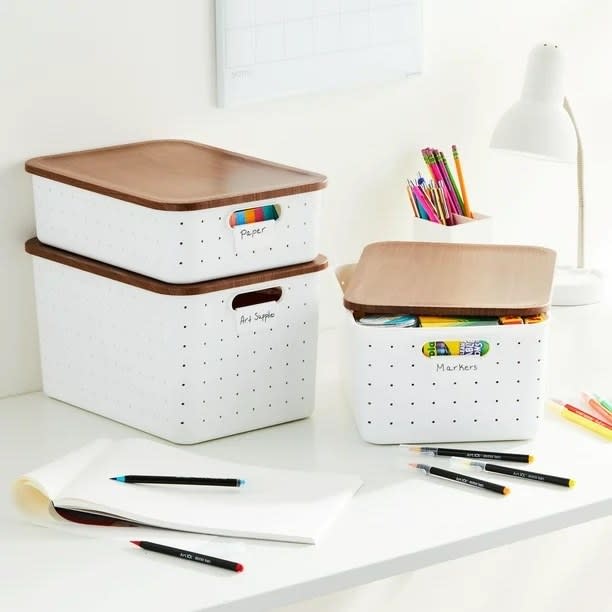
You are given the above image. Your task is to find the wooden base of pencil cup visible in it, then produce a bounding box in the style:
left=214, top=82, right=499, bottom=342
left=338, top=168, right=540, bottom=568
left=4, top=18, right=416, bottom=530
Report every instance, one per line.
left=411, top=212, right=492, bottom=243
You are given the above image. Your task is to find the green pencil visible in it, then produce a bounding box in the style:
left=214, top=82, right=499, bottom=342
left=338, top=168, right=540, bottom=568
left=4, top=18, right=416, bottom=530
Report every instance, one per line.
left=440, top=151, right=465, bottom=214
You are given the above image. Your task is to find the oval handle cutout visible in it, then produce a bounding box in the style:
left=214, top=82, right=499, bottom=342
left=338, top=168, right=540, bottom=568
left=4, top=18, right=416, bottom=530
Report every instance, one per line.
left=229, top=204, right=279, bottom=227
left=232, top=287, right=282, bottom=310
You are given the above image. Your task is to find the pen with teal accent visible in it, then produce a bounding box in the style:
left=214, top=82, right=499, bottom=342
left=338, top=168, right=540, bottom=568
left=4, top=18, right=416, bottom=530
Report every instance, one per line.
left=111, top=475, right=246, bottom=487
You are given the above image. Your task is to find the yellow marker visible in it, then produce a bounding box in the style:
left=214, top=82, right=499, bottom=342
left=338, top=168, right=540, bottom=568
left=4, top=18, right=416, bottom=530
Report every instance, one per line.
left=548, top=399, right=612, bottom=441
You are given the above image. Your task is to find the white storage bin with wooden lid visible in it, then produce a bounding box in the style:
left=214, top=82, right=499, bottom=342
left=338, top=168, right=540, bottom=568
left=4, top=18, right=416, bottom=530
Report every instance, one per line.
left=26, top=238, right=327, bottom=444
left=337, top=241, right=556, bottom=444
left=26, top=140, right=326, bottom=283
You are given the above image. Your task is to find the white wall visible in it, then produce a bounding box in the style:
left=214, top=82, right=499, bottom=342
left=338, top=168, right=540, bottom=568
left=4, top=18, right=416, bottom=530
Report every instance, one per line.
left=2, top=0, right=612, bottom=397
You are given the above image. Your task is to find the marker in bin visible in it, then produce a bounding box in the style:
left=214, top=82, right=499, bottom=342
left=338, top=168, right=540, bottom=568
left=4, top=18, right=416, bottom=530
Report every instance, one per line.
left=230, top=205, right=278, bottom=227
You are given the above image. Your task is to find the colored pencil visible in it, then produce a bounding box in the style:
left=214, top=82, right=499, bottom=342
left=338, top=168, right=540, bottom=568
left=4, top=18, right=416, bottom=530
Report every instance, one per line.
left=440, top=150, right=465, bottom=214
left=580, top=392, right=612, bottom=424
left=548, top=399, right=612, bottom=440
left=433, top=149, right=461, bottom=214
left=452, top=145, right=472, bottom=217
left=594, top=393, right=612, bottom=414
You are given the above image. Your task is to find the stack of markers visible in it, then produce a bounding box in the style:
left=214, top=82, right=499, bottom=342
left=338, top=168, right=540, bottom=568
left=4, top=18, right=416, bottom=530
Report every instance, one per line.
left=407, top=146, right=472, bottom=225
left=358, top=313, right=548, bottom=328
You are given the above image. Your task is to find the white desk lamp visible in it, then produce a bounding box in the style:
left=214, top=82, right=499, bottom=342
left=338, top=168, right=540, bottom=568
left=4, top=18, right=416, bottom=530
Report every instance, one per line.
left=490, top=43, right=603, bottom=306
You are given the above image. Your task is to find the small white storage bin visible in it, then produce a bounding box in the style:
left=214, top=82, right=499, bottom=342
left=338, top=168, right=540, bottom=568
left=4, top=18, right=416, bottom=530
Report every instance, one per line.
left=26, top=238, right=327, bottom=444
left=26, top=140, right=326, bottom=283
left=340, top=301, right=548, bottom=444
left=337, top=241, right=556, bottom=444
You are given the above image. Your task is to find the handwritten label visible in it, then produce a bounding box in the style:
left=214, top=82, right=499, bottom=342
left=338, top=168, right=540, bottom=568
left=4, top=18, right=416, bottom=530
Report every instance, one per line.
left=233, top=301, right=279, bottom=332
left=436, top=363, right=478, bottom=373
left=232, top=219, right=276, bottom=256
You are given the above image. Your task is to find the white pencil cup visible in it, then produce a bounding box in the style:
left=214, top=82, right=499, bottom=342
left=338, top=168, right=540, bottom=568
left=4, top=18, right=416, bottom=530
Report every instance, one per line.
left=411, top=212, right=492, bottom=244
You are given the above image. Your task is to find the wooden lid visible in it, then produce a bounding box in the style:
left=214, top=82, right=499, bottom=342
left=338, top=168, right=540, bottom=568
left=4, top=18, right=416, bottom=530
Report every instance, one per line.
left=25, top=140, right=327, bottom=211
left=25, top=238, right=328, bottom=295
left=343, top=241, right=556, bottom=316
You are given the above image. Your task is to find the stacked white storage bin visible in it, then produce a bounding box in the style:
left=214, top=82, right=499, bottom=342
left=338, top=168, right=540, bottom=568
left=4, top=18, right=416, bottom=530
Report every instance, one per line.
left=26, top=140, right=328, bottom=443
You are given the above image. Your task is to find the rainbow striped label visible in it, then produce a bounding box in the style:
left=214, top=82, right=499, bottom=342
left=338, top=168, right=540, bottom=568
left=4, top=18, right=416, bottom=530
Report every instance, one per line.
left=230, top=204, right=278, bottom=227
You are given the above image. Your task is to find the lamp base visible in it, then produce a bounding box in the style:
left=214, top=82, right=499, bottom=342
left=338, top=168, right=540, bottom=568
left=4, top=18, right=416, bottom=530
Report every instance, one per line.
left=551, top=266, right=603, bottom=306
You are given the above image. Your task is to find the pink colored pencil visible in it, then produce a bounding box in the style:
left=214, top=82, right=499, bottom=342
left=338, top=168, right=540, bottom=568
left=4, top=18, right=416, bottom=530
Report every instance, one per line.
left=433, top=149, right=461, bottom=214
left=412, top=185, right=441, bottom=223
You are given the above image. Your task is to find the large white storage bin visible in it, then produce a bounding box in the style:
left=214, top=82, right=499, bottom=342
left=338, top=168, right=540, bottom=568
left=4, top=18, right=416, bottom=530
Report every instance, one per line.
left=26, top=238, right=327, bottom=444
left=26, top=140, right=326, bottom=283
left=336, top=241, right=556, bottom=444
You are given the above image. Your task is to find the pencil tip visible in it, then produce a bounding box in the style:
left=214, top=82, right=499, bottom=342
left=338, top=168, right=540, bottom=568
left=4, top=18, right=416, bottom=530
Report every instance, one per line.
left=528, top=455, right=535, bottom=464
left=239, top=479, right=246, bottom=487
left=569, top=479, right=576, bottom=488
left=110, top=475, right=126, bottom=482
left=503, top=487, right=511, bottom=495
left=235, top=563, right=244, bottom=572
left=130, top=540, right=141, bottom=546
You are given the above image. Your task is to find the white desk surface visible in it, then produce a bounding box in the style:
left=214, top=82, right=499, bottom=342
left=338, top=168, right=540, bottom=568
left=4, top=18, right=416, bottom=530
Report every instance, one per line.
left=2, top=306, right=611, bottom=612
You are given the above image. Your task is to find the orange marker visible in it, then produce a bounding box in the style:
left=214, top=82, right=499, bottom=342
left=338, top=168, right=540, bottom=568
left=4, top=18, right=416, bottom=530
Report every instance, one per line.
left=524, top=313, right=548, bottom=324
left=499, top=315, right=523, bottom=325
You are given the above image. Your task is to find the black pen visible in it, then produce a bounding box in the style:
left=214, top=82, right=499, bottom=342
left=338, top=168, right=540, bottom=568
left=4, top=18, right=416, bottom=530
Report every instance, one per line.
left=409, top=463, right=510, bottom=495
left=403, top=445, right=534, bottom=464
left=111, top=475, right=245, bottom=487
left=453, top=458, right=575, bottom=488
left=130, top=540, right=244, bottom=572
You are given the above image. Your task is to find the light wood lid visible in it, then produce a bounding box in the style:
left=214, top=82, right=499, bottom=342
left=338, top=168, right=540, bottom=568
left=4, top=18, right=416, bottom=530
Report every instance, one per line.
left=25, top=238, right=328, bottom=295
left=25, top=140, right=327, bottom=211
left=343, top=241, right=556, bottom=316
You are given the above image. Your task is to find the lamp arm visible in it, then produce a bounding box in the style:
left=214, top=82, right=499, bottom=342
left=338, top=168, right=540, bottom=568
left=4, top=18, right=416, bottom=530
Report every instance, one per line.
left=562, top=97, right=584, bottom=269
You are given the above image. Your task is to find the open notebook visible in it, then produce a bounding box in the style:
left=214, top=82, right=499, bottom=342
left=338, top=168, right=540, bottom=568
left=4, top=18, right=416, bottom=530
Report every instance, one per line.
left=13, top=438, right=362, bottom=544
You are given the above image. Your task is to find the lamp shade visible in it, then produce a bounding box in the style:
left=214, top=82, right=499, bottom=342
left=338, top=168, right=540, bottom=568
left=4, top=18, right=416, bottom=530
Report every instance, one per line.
left=490, top=44, right=575, bottom=162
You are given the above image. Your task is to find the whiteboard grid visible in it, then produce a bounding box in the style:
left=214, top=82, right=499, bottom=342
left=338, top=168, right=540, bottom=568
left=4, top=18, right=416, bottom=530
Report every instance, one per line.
left=216, top=0, right=423, bottom=106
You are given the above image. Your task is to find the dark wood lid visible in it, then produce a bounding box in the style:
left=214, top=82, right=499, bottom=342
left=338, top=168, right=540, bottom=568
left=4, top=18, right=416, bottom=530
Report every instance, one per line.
left=25, top=140, right=327, bottom=211
left=343, top=241, right=555, bottom=316
left=25, top=238, right=328, bottom=295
